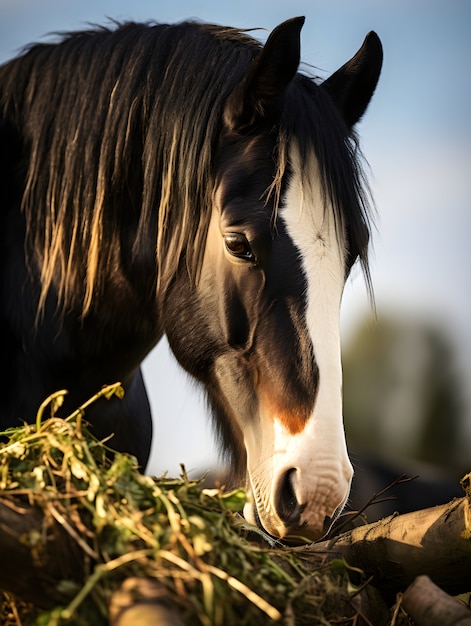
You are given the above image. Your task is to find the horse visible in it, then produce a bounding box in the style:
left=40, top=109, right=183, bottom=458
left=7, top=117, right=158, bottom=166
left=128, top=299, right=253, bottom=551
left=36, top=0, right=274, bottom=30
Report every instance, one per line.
left=0, top=16, right=382, bottom=541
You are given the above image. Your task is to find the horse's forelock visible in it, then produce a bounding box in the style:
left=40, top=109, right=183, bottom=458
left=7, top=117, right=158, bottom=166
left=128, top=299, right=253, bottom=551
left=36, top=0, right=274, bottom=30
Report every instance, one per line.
left=279, top=75, right=374, bottom=295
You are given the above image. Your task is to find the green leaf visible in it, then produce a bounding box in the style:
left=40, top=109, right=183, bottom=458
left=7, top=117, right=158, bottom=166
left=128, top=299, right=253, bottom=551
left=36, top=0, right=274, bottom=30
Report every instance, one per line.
left=219, top=488, right=247, bottom=512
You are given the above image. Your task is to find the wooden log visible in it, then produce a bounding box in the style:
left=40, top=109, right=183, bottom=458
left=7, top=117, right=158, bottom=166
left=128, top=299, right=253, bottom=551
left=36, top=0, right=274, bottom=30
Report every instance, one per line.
left=402, top=575, right=471, bottom=626
left=303, top=496, right=471, bottom=597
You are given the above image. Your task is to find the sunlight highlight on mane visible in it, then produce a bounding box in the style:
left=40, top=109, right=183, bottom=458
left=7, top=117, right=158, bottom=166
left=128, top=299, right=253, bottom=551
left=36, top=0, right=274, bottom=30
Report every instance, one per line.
left=0, top=22, right=257, bottom=317
left=263, top=128, right=289, bottom=226
left=1, top=20, right=372, bottom=318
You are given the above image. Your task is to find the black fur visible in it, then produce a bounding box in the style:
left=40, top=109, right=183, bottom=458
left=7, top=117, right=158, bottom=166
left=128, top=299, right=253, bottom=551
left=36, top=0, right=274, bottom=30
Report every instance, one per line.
left=0, top=18, right=381, bottom=474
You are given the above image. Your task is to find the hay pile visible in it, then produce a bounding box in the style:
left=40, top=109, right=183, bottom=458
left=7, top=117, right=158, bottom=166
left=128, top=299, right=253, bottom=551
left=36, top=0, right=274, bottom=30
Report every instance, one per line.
left=0, top=385, right=383, bottom=626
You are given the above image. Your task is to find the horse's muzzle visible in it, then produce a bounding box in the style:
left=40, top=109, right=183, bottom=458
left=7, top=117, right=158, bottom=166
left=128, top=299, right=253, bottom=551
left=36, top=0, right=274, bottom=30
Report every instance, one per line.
left=244, top=462, right=353, bottom=542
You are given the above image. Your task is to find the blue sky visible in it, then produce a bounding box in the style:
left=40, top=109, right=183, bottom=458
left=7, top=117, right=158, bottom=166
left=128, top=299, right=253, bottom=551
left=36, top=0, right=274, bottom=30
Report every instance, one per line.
left=1, top=1, right=470, bottom=475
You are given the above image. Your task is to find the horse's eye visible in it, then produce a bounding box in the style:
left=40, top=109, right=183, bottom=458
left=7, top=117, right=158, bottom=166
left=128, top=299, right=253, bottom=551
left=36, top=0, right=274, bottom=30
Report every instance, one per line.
left=224, top=233, right=254, bottom=260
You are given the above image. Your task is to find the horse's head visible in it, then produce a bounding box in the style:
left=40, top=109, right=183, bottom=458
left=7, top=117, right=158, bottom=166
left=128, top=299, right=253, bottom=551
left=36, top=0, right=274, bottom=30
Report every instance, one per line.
left=165, top=17, right=382, bottom=541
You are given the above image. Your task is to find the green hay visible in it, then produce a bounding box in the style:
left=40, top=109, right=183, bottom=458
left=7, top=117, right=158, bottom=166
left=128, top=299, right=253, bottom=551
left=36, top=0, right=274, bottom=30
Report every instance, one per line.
left=0, top=385, right=366, bottom=626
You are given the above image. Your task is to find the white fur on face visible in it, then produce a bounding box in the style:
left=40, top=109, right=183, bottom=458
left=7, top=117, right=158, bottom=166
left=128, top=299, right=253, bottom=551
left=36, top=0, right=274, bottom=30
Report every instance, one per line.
left=243, top=145, right=353, bottom=540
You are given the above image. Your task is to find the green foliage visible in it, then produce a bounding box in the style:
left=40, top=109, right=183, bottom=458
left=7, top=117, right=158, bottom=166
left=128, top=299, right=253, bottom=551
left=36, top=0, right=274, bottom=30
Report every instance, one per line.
left=342, top=313, right=465, bottom=469
left=0, top=385, right=363, bottom=626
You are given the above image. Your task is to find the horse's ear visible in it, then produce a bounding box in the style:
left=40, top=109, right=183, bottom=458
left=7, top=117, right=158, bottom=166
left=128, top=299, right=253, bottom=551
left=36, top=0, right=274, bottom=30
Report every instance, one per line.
left=322, top=31, right=383, bottom=128
left=224, top=16, right=304, bottom=132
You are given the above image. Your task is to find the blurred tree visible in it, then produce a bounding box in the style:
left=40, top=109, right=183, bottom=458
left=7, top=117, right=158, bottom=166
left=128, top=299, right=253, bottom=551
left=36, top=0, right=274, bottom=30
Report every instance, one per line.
left=342, top=313, right=465, bottom=470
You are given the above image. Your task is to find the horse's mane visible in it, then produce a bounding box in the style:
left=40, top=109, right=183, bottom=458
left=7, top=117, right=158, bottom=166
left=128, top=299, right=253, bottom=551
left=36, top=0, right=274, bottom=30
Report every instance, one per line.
left=0, top=20, right=372, bottom=316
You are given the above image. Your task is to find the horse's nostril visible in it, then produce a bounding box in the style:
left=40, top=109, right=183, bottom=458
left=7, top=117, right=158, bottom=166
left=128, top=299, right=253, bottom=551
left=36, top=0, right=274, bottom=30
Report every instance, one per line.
left=276, top=468, right=303, bottom=526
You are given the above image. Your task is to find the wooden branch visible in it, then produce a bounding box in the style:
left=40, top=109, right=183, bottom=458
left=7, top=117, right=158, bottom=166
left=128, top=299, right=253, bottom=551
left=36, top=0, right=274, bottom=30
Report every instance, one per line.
left=303, top=496, right=471, bottom=596
left=402, top=575, right=471, bottom=626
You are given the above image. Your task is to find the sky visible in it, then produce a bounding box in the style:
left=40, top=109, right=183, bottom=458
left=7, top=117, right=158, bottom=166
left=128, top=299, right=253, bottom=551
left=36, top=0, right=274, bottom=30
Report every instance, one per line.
left=1, top=0, right=470, bottom=476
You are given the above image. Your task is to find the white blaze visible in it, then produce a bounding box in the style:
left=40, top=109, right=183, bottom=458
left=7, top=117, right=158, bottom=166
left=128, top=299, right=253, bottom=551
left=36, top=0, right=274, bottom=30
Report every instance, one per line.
left=241, top=144, right=354, bottom=540
left=274, top=144, right=353, bottom=535
left=283, top=146, right=346, bottom=427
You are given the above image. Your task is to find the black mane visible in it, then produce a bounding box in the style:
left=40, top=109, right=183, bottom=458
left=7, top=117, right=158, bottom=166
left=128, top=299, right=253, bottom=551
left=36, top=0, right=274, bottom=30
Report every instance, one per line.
left=0, top=20, right=371, bottom=316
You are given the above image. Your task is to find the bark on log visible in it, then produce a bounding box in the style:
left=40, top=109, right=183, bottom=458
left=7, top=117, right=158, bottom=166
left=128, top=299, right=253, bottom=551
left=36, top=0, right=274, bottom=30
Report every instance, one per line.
left=304, top=496, right=471, bottom=597
left=402, top=575, right=471, bottom=626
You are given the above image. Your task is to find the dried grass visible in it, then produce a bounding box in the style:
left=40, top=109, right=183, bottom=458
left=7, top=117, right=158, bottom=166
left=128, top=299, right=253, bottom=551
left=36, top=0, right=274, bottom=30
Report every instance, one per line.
left=0, top=385, right=370, bottom=625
